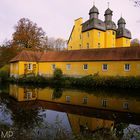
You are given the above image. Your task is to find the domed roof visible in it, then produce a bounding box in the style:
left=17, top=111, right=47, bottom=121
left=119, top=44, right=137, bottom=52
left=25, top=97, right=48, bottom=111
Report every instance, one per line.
left=104, top=8, right=113, bottom=15
left=89, top=5, right=99, bottom=14
left=118, top=17, right=126, bottom=25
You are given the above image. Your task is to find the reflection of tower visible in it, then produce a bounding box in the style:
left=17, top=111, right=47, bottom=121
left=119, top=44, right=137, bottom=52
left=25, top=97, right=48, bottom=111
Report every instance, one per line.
left=68, top=114, right=114, bottom=134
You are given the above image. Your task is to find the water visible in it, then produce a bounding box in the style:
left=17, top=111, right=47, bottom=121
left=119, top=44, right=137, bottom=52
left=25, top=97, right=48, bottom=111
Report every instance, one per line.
left=0, top=84, right=140, bottom=140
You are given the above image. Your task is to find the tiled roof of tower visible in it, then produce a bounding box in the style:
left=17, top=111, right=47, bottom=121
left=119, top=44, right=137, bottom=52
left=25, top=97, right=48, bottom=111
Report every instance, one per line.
left=10, top=47, right=140, bottom=63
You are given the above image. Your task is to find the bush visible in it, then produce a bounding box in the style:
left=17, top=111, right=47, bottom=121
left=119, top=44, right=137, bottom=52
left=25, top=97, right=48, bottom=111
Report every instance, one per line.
left=53, top=68, right=64, bottom=87
left=0, top=71, right=9, bottom=82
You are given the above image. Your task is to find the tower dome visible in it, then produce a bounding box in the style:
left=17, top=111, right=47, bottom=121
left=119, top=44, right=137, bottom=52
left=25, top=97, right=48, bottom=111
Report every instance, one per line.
left=116, top=17, right=131, bottom=39
left=89, top=5, right=99, bottom=19
left=118, top=17, right=126, bottom=28
left=105, top=8, right=113, bottom=16
left=118, top=17, right=126, bottom=25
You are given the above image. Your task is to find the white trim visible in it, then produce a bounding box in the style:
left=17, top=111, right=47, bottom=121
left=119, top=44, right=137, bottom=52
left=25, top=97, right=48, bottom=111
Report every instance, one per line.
left=102, top=64, right=108, bottom=71
left=123, top=102, right=129, bottom=110
left=83, top=64, right=88, bottom=70
left=28, top=63, right=33, bottom=70
left=52, top=64, right=56, bottom=70
left=124, top=64, right=131, bottom=72
left=66, top=64, right=71, bottom=70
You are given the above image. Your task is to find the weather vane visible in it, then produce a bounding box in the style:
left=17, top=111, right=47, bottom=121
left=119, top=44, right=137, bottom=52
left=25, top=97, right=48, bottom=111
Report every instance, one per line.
left=107, top=2, right=110, bottom=8
left=93, top=0, right=95, bottom=5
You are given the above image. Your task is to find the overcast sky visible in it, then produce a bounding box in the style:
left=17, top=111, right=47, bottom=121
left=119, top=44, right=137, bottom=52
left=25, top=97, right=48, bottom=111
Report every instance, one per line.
left=0, top=0, right=140, bottom=44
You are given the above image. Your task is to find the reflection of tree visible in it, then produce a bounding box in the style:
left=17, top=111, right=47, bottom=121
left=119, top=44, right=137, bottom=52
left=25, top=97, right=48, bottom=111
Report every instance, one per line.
left=114, top=122, right=128, bottom=139
left=0, top=90, right=43, bottom=139
left=52, top=88, right=63, bottom=100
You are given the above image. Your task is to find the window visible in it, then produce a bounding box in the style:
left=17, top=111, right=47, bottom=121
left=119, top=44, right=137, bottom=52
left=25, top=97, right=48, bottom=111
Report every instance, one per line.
left=28, top=63, right=32, bottom=70
left=102, top=99, right=108, bottom=107
left=102, top=64, right=108, bottom=71
left=124, top=64, right=130, bottom=71
left=98, top=32, right=100, bottom=38
left=126, top=39, right=128, bottom=44
left=87, top=32, right=90, bottom=37
left=79, top=44, right=82, bottom=49
left=80, top=34, right=82, bottom=39
left=87, top=43, right=89, bottom=49
left=66, top=96, right=71, bottom=103
left=66, top=64, right=71, bottom=70
left=83, top=97, right=88, bottom=104
left=52, top=64, right=56, bottom=70
left=24, top=92, right=32, bottom=100
left=98, top=43, right=100, bottom=48
left=123, top=102, right=129, bottom=110
left=83, top=64, right=88, bottom=70
left=112, top=31, right=115, bottom=35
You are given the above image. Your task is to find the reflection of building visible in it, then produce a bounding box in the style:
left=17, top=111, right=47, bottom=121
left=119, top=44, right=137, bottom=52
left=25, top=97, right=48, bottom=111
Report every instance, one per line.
left=10, top=4, right=140, bottom=78
left=9, top=85, right=140, bottom=114
left=9, top=85, right=140, bottom=134
left=68, top=114, right=114, bottom=134
left=10, top=84, right=37, bottom=101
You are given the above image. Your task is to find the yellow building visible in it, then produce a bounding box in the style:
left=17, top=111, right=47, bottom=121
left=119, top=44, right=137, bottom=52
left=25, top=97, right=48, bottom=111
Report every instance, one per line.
left=9, top=4, right=140, bottom=78
left=68, top=4, right=131, bottom=50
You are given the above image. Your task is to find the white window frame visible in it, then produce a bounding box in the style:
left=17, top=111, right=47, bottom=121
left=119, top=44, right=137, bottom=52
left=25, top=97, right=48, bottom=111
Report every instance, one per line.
left=98, top=32, right=100, bottom=38
left=66, top=96, right=71, bottom=103
left=87, top=43, right=89, bottom=49
left=87, top=32, right=90, bottom=37
left=52, top=64, right=56, bottom=70
left=124, top=64, right=131, bottom=71
left=102, top=99, right=108, bottom=107
left=83, top=64, right=88, bottom=70
left=98, top=43, right=100, bottom=48
left=28, top=63, right=33, bottom=70
left=83, top=97, right=88, bottom=104
left=66, top=64, right=71, bottom=70
left=123, top=102, right=129, bottom=110
left=102, top=64, right=108, bottom=71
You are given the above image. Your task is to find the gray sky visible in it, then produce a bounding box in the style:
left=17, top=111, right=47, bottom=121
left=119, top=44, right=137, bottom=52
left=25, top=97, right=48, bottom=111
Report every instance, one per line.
left=0, top=0, right=140, bottom=44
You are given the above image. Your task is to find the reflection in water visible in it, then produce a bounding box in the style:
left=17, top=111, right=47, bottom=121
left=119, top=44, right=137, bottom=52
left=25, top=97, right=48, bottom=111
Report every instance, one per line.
left=0, top=84, right=140, bottom=139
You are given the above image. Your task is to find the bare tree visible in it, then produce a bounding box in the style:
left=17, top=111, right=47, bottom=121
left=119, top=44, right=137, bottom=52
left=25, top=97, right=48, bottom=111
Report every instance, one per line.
left=131, top=38, right=140, bottom=47
left=130, top=0, right=140, bottom=7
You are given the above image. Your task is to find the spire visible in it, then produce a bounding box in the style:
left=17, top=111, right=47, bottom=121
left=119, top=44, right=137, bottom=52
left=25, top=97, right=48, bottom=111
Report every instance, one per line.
left=118, top=17, right=126, bottom=28
left=107, top=2, right=110, bottom=8
left=89, top=3, right=99, bottom=19
left=104, top=2, right=113, bottom=21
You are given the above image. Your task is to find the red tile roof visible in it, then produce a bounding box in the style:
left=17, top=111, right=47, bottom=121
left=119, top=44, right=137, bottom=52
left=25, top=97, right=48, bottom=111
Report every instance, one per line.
left=10, top=47, right=140, bottom=63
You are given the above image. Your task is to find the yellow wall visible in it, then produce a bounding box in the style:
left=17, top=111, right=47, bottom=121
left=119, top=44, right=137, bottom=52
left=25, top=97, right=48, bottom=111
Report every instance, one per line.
left=10, top=62, right=19, bottom=78
left=105, top=30, right=116, bottom=48
left=68, top=18, right=83, bottom=50
left=10, top=61, right=38, bottom=77
left=68, top=114, right=114, bottom=134
left=38, top=61, right=140, bottom=77
left=116, top=37, right=131, bottom=47
left=82, top=29, right=105, bottom=49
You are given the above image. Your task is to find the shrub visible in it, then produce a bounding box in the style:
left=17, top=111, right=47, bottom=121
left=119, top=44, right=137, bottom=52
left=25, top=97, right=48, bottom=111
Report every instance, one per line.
left=53, top=68, right=64, bottom=87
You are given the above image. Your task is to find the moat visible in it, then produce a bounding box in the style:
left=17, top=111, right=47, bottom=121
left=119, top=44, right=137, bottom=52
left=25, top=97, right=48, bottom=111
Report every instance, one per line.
left=0, top=84, right=140, bottom=140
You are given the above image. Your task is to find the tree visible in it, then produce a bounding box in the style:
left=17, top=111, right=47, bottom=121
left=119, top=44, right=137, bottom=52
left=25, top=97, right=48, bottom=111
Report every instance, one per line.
left=130, top=0, right=140, bottom=7
left=47, top=37, right=67, bottom=51
left=12, top=18, right=45, bottom=50
left=130, top=38, right=140, bottom=47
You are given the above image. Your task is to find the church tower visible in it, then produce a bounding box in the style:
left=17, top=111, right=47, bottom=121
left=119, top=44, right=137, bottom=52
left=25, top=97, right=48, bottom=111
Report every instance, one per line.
left=104, top=4, right=117, bottom=48
left=116, top=17, right=132, bottom=47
